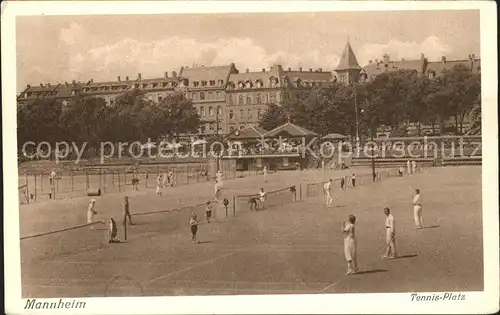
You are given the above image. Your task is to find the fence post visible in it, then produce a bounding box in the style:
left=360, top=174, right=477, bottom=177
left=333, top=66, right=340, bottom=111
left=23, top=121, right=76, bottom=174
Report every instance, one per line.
left=71, top=171, right=74, bottom=191
left=34, top=174, right=37, bottom=201
left=25, top=174, right=29, bottom=204
left=300, top=184, right=303, bottom=201
left=103, top=170, right=106, bottom=193
left=118, top=169, right=121, bottom=192
left=85, top=170, right=89, bottom=191
left=187, top=165, right=190, bottom=184
left=124, top=168, right=127, bottom=186
left=232, top=195, right=236, bottom=215
left=124, top=215, right=128, bottom=241
left=40, top=173, right=44, bottom=193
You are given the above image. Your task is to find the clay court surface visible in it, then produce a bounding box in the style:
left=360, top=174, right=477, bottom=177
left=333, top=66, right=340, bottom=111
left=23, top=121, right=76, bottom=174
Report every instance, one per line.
left=20, top=166, right=482, bottom=297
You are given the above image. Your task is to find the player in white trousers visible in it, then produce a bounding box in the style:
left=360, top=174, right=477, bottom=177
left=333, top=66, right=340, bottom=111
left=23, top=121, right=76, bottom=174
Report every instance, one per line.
left=413, top=189, right=423, bottom=228
left=342, top=215, right=358, bottom=275
left=87, top=199, right=97, bottom=225
left=323, top=179, right=333, bottom=207
left=383, top=207, right=397, bottom=259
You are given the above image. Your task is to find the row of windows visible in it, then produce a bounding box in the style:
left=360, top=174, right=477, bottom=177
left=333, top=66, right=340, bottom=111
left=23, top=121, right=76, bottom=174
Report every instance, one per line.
left=228, top=124, right=252, bottom=132
left=193, top=80, right=224, bottom=88
left=228, top=93, right=277, bottom=105
left=199, top=124, right=223, bottom=134
left=192, top=91, right=224, bottom=101
left=228, top=108, right=263, bottom=120
left=199, top=106, right=223, bottom=118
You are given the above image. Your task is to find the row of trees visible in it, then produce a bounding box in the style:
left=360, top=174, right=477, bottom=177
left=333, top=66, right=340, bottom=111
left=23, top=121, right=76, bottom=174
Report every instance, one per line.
left=17, top=91, right=200, bottom=153
left=259, top=64, right=481, bottom=137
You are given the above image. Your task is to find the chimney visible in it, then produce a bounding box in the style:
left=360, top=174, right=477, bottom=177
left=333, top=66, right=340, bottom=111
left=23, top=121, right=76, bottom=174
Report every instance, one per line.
left=27, top=84, right=31, bottom=88
left=383, top=53, right=390, bottom=63
left=299, top=67, right=302, bottom=72
left=40, top=83, right=43, bottom=87
left=420, top=53, right=425, bottom=59
left=441, top=56, right=446, bottom=63
left=246, top=68, right=249, bottom=73
left=47, top=83, right=51, bottom=88
left=117, top=76, right=121, bottom=82
left=65, top=81, right=68, bottom=86
left=138, top=73, right=142, bottom=80
left=288, top=67, right=291, bottom=71
left=318, top=68, right=322, bottom=72
left=309, top=68, right=313, bottom=72
left=126, top=76, right=129, bottom=81
left=72, top=80, right=76, bottom=86
left=164, top=72, right=168, bottom=79
left=261, top=68, right=265, bottom=72
left=172, top=71, right=177, bottom=78
left=472, top=53, right=475, bottom=60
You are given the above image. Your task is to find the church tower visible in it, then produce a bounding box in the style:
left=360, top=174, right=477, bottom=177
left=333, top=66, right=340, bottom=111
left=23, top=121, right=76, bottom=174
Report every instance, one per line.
left=335, top=41, right=362, bottom=85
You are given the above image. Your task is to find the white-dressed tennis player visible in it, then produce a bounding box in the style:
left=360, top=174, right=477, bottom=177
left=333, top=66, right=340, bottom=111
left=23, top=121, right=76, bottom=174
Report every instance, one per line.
left=342, top=215, right=358, bottom=275
left=413, top=189, right=423, bottom=228
left=383, top=207, right=397, bottom=259
left=87, top=199, right=97, bottom=224
left=259, top=188, right=266, bottom=209
left=323, top=179, right=333, bottom=207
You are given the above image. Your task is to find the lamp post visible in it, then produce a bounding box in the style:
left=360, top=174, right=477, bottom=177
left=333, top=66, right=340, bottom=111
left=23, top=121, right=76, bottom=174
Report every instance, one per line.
left=353, top=83, right=360, bottom=153
left=361, top=108, right=377, bottom=182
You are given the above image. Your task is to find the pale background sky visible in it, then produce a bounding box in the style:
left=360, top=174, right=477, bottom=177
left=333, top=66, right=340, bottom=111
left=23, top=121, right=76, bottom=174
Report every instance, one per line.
left=16, top=10, right=480, bottom=92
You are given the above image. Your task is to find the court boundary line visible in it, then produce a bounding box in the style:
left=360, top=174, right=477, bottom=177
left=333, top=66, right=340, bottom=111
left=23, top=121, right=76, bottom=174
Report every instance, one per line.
left=320, top=278, right=343, bottom=293
left=144, top=252, right=236, bottom=286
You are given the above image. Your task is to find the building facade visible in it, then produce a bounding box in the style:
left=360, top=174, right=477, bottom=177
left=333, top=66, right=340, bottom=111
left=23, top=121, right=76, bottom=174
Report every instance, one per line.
left=17, top=41, right=480, bottom=135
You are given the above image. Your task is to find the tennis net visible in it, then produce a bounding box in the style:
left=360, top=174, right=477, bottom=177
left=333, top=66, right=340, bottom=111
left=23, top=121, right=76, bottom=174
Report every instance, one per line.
left=234, top=185, right=298, bottom=214
left=20, top=221, right=107, bottom=262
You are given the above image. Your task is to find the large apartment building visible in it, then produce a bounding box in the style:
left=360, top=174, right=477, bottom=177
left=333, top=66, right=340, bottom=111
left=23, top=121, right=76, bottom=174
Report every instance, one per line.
left=17, top=41, right=480, bottom=135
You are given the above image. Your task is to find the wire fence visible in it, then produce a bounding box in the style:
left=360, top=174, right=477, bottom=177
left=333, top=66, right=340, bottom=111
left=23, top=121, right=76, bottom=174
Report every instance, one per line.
left=20, top=165, right=424, bottom=262
left=18, top=161, right=262, bottom=204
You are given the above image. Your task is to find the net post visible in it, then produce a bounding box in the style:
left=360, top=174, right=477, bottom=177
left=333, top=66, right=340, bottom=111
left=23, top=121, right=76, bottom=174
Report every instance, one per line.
left=232, top=195, right=236, bottom=215
left=103, top=169, right=106, bottom=193
left=34, top=173, right=37, bottom=201
left=124, top=215, right=128, bottom=241
left=25, top=174, right=30, bottom=204
left=300, top=184, right=303, bottom=201
left=85, top=169, right=89, bottom=191
left=118, top=169, right=121, bottom=192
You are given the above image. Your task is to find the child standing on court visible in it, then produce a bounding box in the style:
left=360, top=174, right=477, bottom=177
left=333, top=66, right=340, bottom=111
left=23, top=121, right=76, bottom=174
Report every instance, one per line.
left=205, top=201, right=213, bottom=223
left=189, top=213, right=200, bottom=244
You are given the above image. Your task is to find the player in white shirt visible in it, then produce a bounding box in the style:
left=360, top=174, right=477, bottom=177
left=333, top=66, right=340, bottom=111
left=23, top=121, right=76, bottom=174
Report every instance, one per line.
left=259, top=188, right=266, bottom=210
left=413, top=189, right=423, bottom=229
left=167, top=171, right=174, bottom=187
left=383, top=207, right=397, bottom=259
left=342, top=215, right=358, bottom=275
left=323, top=179, right=333, bottom=207
left=108, top=218, right=120, bottom=243
left=87, top=199, right=97, bottom=224
left=263, top=166, right=268, bottom=183
left=156, top=175, right=163, bottom=196
left=412, top=160, right=417, bottom=174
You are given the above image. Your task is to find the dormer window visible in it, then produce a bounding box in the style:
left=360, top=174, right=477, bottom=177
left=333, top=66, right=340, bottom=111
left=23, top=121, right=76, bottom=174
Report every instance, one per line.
left=228, top=82, right=235, bottom=90
left=163, top=82, right=168, bottom=87
left=255, top=80, right=263, bottom=88
left=238, top=81, right=244, bottom=89
left=201, top=81, right=207, bottom=87
left=218, top=80, right=224, bottom=85
left=210, top=80, right=216, bottom=86
left=193, top=81, right=199, bottom=87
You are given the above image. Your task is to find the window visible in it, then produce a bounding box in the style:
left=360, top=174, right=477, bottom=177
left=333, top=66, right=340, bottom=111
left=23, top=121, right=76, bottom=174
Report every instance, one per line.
left=209, top=106, right=214, bottom=116
left=200, top=92, right=205, bottom=100
left=238, top=94, right=244, bottom=105
left=239, top=125, right=245, bottom=130
left=240, top=109, right=244, bottom=120
left=246, top=95, right=252, bottom=105
left=209, top=123, right=215, bottom=131
left=158, top=96, right=163, bottom=102
left=216, top=91, right=221, bottom=99
left=109, top=98, right=115, bottom=106
left=200, top=106, right=205, bottom=117
left=245, top=81, right=252, bottom=88
left=229, top=110, right=234, bottom=119
left=200, top=125, right=206, bottom=134
left=269, top=93, right=276, bottom=104
left=258, top=108, right=262, bottom=118
left=256, top=93, right=261, bottom=104
left=202, top=81, right=207, bottom=86
left=194, top=81, right=199, bottom=87
left=217, top=106, right=222, bottom=116
left=208, top=92, right=213, bottom=100
left=247, top=109, right=252, bottom=120
left=163, top=82, right=168, bottom=88
left=210, top=80, right=216, bottom=86
left=229, top=126, right=235, bottom=132
left=192, top=93, right=197, bottom=100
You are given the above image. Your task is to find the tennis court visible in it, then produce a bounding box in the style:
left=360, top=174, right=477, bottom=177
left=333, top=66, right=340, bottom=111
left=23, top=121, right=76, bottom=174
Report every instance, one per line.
left=21, top=166, right=482, bottom=297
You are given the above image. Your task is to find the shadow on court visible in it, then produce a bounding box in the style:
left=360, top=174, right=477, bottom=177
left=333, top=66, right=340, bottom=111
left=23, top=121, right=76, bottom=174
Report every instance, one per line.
left=354, top=269, right=388, bottom=275
left=393, top=254, right=418, bottom=260
left=421, top=225, right=440, bottom=229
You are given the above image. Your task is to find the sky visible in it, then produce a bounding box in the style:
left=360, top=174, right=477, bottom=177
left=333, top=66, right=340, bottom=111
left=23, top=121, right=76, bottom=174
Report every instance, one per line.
left=16, top=10, right=480, bottom=92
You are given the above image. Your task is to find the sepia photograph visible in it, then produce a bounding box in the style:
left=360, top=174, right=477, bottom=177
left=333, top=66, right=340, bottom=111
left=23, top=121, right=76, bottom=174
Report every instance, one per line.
left=2, top=1, right=498, bottom=314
